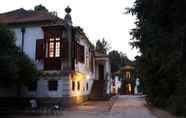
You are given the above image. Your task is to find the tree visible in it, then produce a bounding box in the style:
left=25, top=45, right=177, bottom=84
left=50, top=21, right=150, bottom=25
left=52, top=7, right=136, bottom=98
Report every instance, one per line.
left=0, top=25, right=38, bottom=93
left=34, top=4, right=48, bottom=12
left=128, top=0, right=186, bottom=116
left=109, top=50, right=121, bottom=73
left=96, top=38, right=110, bottom=54
left=109, top=50, right=130, bottom=73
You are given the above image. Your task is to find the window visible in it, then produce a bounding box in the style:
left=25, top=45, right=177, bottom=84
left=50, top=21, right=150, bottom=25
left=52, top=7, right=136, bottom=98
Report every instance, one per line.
left=48, top=80, right=58, bottom=91
left=72, top=81, right=75, bottom=91
left=28, top=81, right=37, bottom=91
left=48, top=38, right=61, bottom=58
left=86, top=83, right=88, bottom=91
left=49, top=41, right=54, bottom=57
left=79, top=45, right=85, bottom=63
left=77, top=81, right=80, bottom=91
left=76, top=43, right=85, bottom=63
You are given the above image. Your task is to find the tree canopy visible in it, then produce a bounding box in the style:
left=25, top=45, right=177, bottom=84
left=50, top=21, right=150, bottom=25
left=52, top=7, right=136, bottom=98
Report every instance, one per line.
left=95, top=38, right=110, bottom=54
left=109, top=50, right=130, bottom=73
left=34, top=4, right=48, bottom=12
left=128, top=0, right=186, bottom=116
left=0, top=25, right=38, bottom=88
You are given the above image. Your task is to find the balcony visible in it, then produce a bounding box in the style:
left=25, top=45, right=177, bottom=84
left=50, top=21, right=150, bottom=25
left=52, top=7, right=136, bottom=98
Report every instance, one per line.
left=44, top=58, right=61, bottom=70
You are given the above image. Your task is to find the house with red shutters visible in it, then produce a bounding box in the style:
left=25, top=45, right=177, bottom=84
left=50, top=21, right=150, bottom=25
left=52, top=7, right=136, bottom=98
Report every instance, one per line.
left=0, top=7, right=112, bottom=106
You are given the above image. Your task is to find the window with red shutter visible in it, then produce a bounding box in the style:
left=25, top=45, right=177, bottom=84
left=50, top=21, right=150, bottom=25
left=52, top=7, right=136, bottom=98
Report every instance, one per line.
left=75, top=43, right=85, bottom=63
left=79, top=45, right=85, bottom=63
left=35, top=39, right=44, bottom=60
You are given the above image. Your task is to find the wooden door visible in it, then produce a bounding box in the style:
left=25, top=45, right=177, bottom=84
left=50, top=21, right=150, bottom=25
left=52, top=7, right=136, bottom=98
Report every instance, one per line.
left=98, top=65, right=104, bottom=81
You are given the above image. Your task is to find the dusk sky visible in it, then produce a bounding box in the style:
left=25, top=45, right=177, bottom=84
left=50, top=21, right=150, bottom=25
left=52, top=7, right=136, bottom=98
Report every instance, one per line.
left=0, top=0, right=140, bottom=60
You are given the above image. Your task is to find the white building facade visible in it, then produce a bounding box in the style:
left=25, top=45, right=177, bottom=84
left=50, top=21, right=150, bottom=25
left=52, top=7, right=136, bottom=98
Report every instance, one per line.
left=0, top=7, right=112, bottom=105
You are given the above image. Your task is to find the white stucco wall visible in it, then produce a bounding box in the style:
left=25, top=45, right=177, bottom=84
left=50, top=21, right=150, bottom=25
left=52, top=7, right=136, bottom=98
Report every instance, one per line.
left=70, top=79, right=93, bottom=96
left=21, top=76, right=68, bottom=97
left=21, top=77, right=93, bottom=98
left=75, top=39, right=93, bottom=74
left=111, top=76, right=121, bottom=94
left=11, top=26, right=44, bottom=70
left=10, top=26, right=95, bottom=98
left=105, top=60, right=112, bottom=94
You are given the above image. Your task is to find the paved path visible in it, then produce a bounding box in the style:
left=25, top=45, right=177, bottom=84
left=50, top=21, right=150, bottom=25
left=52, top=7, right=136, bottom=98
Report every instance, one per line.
left=8, top=95, right=157, bottom=118
left=108, top=95, right=157, bottom=118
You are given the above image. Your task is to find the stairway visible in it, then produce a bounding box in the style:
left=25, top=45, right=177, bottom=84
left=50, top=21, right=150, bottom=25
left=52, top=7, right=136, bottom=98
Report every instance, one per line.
left=89, top=80, right=108, bottom=100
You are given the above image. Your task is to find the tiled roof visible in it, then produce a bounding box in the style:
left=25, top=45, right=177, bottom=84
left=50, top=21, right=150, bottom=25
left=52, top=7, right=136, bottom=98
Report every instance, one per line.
left=121, top=65, right=135, bottom=70
left=95, top=51, right=108, bottom=57
left=0, top=8, right=63, bottom=24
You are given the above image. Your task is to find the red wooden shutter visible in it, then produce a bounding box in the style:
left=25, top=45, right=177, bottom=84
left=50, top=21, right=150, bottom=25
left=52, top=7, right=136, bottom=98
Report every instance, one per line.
left=77, top=43, right=81, bottom=62
left=79, top=45, right=85, bottom=63
left=35, top=39, right=44, bottom=60
left=75, top=43, right=84, bottom=63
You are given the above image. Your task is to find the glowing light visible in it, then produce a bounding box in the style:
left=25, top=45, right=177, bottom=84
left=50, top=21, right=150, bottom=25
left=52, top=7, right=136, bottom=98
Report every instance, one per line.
left=128, top=84, right=132, bottom=93
left=86, top=75, right=90, bottom=79
left=70, top=72, right=86, bottom=80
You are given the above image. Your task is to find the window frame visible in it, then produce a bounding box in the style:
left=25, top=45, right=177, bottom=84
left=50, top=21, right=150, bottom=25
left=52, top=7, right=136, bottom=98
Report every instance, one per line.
left=48, top=80, right=58, bottom=91
left=77, top=81, right=80, bottom=91
left=72, top=81, right=75, bottom=91
left=76, top=43, right=85, bottom=63
left=48, top=37, right=61, bottom=58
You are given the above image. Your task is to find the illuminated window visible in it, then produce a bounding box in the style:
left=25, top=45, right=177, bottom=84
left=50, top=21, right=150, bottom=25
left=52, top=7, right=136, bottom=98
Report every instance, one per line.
left=72, top=81, right=75, bottom=91
left=49, top=42, right=54, bottom=57
left=48, top=37, right=60, bottom=58
left=55, top=42, right=60, bottom=57
left=77, top=81, right=80, bottom=91
left=56, top=38, right=60, bottom=41
left=50, top=38, right=55, bottom=41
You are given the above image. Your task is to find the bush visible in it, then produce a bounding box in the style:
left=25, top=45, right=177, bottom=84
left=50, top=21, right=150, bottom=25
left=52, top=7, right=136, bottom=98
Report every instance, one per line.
left=0, top=24, right=38, bottom=91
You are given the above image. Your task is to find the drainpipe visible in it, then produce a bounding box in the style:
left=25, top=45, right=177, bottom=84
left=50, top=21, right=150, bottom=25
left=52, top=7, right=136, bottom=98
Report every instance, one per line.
left=17, top=27, right=25, bottom=97
left=21, top=27, right=25, bottom=55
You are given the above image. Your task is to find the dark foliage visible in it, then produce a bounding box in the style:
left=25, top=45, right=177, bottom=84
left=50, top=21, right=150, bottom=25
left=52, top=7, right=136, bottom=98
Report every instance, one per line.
left=96, top=38, right=110, bottom=54
left=0, top=25, right=38, bottom=90
left=34, top=4, right=48, bottom=12
left=109, top=50, right=131, bottom=73
left=128, top=0, right=186, bottom=116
